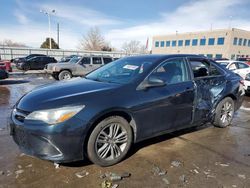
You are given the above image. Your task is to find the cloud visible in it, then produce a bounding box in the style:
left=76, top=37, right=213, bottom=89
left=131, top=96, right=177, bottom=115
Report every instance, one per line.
left=0, top=25, right=78, bottom=49
left=105, top=0, right=250, bottom=49
left=39, top=3, right=122, bottom=27
left=14, top=11, right=29, bottom=24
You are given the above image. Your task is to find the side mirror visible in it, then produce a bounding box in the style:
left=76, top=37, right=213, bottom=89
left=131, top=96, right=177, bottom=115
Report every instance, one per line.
left=137, top=76, right=166, bottom=90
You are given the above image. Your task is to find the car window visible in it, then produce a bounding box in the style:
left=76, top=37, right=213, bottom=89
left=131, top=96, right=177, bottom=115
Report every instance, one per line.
left=150, top=58, right=189, bottom=84
left=79, top=57, right=91, bottom=65
left=92, top=57, right=102, bottom=65
left=189, top=59, right=221, bottom=78
left=103, top=58, right=113, bottom=64
left=86, top=57, right=155, bottom=84
left=228, top=63, right=237, bottom=70
left=237, top=63, right=249, bottom=69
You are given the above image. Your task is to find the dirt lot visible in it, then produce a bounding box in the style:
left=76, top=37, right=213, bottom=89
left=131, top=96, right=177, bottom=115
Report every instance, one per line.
left=0, top=73, right=250, bottom=188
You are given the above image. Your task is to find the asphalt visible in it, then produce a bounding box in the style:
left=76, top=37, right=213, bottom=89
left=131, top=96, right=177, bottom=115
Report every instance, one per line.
left=0, top=73, right=250, bottom=188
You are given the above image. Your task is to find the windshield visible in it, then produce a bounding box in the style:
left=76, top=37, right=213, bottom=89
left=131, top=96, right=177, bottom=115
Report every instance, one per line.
left=68, top=56, right=81, bottom=64
left=86, top=57, right=156, bottom=84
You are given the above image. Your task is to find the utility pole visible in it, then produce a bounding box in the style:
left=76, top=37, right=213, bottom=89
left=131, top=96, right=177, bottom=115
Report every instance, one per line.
left=57, top=23, right=60, bottom=48
left=40, top=9, right=56, bottom=49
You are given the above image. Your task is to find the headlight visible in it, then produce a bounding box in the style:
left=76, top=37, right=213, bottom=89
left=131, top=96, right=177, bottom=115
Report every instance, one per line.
left=25, top=105, right=84, bottom=124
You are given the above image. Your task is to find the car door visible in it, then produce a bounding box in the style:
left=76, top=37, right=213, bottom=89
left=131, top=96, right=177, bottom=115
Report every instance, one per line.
left=92, top=57, right=103, bottom=71
left=235, top=62, right=250, bottom=79
left=187, top=57, right=226, bottom=124
left=135, top=57, right=195, bottom=137
left=77, top=57, right=91, bottom=75
left=29, top=57, right=39, bottom=69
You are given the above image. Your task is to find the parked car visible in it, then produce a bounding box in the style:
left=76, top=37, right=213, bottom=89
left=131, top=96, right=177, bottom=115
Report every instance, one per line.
left=216, top=60, right=250, bottom=78
left=11, top=54, right=47, bottom=64
left=244, top=73, right=250, bottom=95
left=16, top=56, right=57, bottom=71
left=59, top=55, right=78, bottom=63
left=45, top=55, right=114, bottom=80
left=9, top=54, right=244, bottom=166
left=0, top=69, right=9, bottom=80
left=0, top=60, right=12, bottom=72
left=237, top=57, right=250, bottom=65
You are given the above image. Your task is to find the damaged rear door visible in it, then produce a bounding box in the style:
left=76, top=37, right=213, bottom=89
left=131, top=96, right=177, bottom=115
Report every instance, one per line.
left=187, top=58, right=226, bottom=124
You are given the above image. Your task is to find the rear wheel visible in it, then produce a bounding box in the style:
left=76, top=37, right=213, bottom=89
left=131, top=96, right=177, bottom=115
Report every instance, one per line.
left=58, top=70, right=72, bottom=80
left=87, top=116, right=132, bottom=166
left=213, top=97, right=235, bottom=128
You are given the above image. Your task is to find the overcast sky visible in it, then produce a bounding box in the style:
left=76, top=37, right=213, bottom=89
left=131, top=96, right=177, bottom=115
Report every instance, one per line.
left=0, top=0, right=250, bottom=50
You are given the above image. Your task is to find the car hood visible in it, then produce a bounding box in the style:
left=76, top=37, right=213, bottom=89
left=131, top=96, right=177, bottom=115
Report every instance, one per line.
left=47, top=62, right=75, bottom=70
left=17, top=78, right=120, bottom=112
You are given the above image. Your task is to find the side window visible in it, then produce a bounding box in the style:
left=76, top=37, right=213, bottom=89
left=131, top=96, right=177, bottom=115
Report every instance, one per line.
left=103, top=58, right=112, bottom=64
left=190, top=60, right=209, bottom=78
left=190, top=59, right=221, bottom=78
left=237, top=63, right=249, bottom=69
left=92, top=57, right=102, bottom=65
left=151, top=58, right=189, bottom=84
left=80, top=57, right=91, bottom=65
left=209, top=64, right=221, bottom=76
left=228, top=63, right=237, bottom=70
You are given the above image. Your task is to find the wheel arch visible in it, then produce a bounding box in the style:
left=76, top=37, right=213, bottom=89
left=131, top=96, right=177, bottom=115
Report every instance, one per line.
left=82, top=109, right=137, bottom=155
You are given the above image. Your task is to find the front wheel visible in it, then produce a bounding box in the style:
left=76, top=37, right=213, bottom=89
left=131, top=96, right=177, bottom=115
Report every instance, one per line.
left=58, top=70, right=72, bottom=80
left=213, top=97, right=235, bottom=128
left=87, top=116, right=132, bottom=166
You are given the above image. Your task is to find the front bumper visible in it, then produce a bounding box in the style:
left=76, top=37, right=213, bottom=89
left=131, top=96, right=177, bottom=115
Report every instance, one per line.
left=9, top=109, right=89, bottom=163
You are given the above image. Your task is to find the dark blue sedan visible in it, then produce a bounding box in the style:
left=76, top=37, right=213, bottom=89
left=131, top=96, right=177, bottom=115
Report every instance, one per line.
left=9, top=54, right=244, bottom=166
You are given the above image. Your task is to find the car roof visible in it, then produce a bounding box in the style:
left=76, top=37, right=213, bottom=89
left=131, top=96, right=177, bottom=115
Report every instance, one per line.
left=123, top=54, right=206, bottom=61
left=216, top=60, right=242, bottom=63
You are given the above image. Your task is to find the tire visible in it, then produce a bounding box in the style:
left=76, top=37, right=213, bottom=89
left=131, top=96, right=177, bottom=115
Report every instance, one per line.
left=87, top=116, right=133, bottom=166
left=58, top=70, right=72, bottom=80
left=213, top=97, right=235, bottom=128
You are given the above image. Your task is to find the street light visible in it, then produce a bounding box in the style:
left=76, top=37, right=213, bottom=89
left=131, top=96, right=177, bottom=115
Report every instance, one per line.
left=40, top=9, right=56, bottom=49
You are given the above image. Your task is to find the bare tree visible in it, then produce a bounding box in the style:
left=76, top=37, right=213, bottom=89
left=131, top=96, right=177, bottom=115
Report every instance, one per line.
left=0, top=39, right=27, bottom=47
left=79, top=27, right=110, bottom=51
left=122, top=40, right=147, bottom=54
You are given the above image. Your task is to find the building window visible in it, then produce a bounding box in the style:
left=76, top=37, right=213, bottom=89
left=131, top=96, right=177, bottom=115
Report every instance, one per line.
left=172, top=40, right=177, bottom=47
left=233, top=37, right=238, bottom=45
left=166, top=41, right=171, bottom=47
left=217, top=37, right=225, bottom=45
left=185, top=40, right=190, bottom=46
left=200, top=38, right=206, bottom=46
left=206, top=54, right=213, bottom=58
left=178, top=40, right=183, bottom=46
left=238, top=38, right=242, bottom=46
left=215, top=54, right=222, bottom=59
left=192, top=39, right=198, bottom=46
left=155, top=41, right=159, bottom=47
left=160, top=41, right=165, bottom=47
left=208, top=38, right=215, bottom=45
left=248, top=40, right=250, bottom=47
left=243, top=39, right=247, bottom=46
